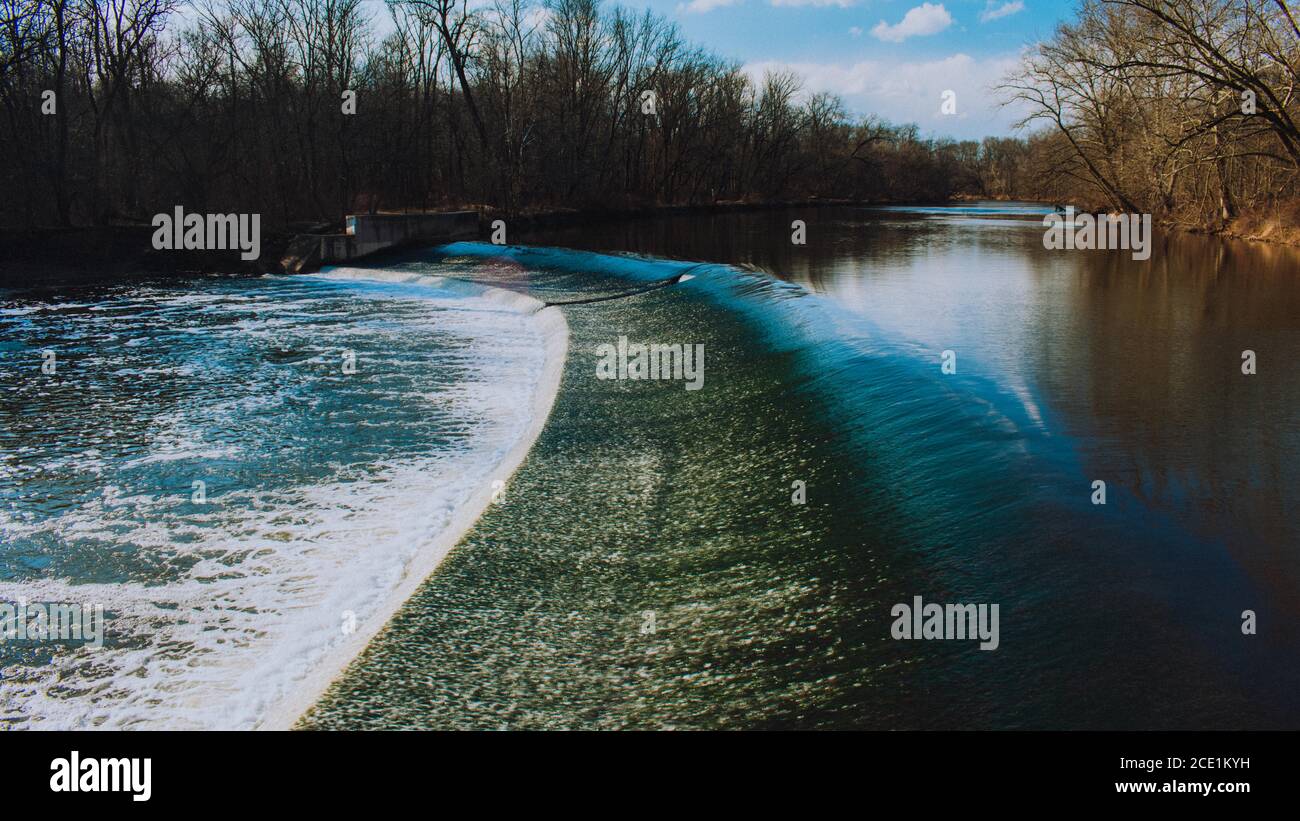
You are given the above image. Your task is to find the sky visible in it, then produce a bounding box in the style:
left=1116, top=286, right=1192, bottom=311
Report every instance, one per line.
left=657, top=0, right=1079, bottom=139
left=356, top=0, right=1082, bottom=139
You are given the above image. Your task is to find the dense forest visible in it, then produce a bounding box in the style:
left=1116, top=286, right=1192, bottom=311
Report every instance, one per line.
left=3, top=0, right=1300, bottom=236
left=0, top=0, right=988, bottom=230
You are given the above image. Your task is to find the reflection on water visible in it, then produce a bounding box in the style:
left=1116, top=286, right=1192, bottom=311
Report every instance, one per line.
left=305, top=211, right=1299, bottom=730
left=524, top=205, right=1300, bottom=600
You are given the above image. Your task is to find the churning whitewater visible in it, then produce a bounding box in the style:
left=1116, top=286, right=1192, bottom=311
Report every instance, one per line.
left=0, top=271, right=567, bottom=729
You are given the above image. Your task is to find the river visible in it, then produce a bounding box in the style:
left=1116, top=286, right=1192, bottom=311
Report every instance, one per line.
left=4, top=202, right=1297, bottom=728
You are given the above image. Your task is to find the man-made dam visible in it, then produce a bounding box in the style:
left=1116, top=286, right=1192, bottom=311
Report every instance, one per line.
left=283, top=212, right=478, bottom=273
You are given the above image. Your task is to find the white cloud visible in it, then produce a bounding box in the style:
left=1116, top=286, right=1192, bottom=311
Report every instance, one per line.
left=979, top=1, right=1025, bottom=22
left=742, top=52, right=1030, bottom=138
left=871, top=3, right=953, bottom=43
left=677, top=0, right=741, bottom=13
left=849, top=26, right=864, bottom=37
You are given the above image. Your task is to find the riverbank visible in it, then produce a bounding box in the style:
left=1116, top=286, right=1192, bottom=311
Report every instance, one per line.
left=480, top=198, right=887, bottom=232
left=1177, top=202, right=1300, bottom=248
left=9, top=197, right=1300, bottom=288
left=0, top=201, right=888, bottom=284
left=958, top=193, right=1300, bottom=249
left=0, top=225, right=294, bottom=283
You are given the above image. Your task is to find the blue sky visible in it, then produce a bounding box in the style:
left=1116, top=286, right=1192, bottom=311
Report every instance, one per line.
left=660, top=0, right=1079, bottom=138
left=348, top=0, right=1079, bottom=139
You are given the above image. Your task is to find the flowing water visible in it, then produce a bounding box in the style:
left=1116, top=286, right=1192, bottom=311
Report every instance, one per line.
left=4, top=202, right=1298, bottom=729
left=0, top=274, right=557, bottom=728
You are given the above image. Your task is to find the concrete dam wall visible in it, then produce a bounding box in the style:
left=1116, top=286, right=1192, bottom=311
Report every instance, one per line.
left=283, top=212, right=479, bottom=273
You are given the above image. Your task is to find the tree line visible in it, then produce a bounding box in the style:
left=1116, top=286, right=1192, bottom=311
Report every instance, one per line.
left=1, top=0, right=992, bottom=230
left=1000, top=0, right=1300, bottom=227
left=6, top=0, right=1291, bottom=234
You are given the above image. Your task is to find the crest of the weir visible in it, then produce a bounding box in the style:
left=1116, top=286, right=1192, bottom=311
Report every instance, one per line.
left=283, top=211, right=478, bottom=273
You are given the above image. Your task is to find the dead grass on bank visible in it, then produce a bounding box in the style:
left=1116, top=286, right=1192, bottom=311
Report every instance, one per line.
left=1213, top=201, right=1300, bottom=247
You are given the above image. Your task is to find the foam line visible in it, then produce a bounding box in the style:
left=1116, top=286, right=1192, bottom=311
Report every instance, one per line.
left=259, top=268, right=569, bottom=729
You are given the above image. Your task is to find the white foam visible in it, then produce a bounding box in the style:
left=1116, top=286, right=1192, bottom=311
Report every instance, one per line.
left=261, top=269, right=569, bottom=729
left=0, top=271, right=569, bottom=730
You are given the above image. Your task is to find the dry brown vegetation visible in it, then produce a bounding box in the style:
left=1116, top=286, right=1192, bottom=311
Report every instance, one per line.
left=1001, top=0, right=1300, bottom=237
